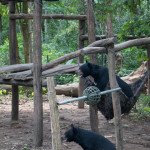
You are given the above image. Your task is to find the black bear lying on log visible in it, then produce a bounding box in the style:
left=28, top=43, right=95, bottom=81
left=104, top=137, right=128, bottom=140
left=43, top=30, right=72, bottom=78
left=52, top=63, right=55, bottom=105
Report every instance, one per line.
left=78, top=61, right=148, bottom=120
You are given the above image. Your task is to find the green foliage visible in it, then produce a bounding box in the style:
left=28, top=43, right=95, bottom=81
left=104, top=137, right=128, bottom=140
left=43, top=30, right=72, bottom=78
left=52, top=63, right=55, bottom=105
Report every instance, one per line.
left=0, top=4, right=9, bottom=45
left=130, top=94, right=150, bottom=120
left=120, top=10, right=150, bottom=37
left=118, top=47, right=147, bottom=76
left=0, top=4, right=9, bottom=15
left=54, top=74, right=78, bottom=85
left=19, top=87, right=33, bottom=99
left=124, top=0, right=141, bottom=12
left=138, top=94, right=150, bottom=108
left=0, top=85, right=7, bottom=96
left=0, top=38, right=9, bottom=66
left=22, top=147, right=30, bottom=150
left=0, top=33, right=24, bottom=66
left=118, top=68, right=133, bottom=77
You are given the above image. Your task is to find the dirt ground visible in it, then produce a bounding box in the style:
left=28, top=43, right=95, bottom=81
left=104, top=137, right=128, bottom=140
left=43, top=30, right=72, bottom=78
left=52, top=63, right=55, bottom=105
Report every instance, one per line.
left=0, top=94, right=150, bottom=150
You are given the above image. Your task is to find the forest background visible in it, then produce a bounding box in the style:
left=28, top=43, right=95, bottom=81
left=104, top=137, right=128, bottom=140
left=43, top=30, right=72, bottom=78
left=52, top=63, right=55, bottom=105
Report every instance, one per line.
left=0, top=0, right=150, bottom=84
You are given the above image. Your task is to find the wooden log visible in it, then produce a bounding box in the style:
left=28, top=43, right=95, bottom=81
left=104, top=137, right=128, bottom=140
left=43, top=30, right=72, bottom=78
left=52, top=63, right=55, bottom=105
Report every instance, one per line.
left=0, top=64, right=79, bottom=81
left=106, top=13, right=123, bottom=150
left=78, top=19, right=85, bottom=108
left=0, top=78, right=33, bottom=86
left=87, top=0, right=99, bottom=133
left=9, top=1, right=19, bottom=121
left=33, top=0, right=43, bottom=147
left=80, top=34, right=150, bottom=41
left=0, top=37, right=149, bottom=87
left=42, top=47, right=105, bottom=71
left=47, top=77, right=61, bottom=150
left=115, top=37, right=150, bottom=52
left=9, top=13, right=87, bottom=20
left=88, top=37, right=117, bottom=47
left=42, top=37, right=117, bottom=70
left=1, top=37, right=149, bottom=75
left=0, top=63, right=33, bottom=74
left=0, top=70, right=32, bottom=80
left=147, top=46, right=150, bottom=95
left=55, top=83, right=78, bottom=97
left=0, top=78, right=47, bottom=87
left=42, top=64, right=79, bottom=76
left=80, top=34, right=117, bottom=41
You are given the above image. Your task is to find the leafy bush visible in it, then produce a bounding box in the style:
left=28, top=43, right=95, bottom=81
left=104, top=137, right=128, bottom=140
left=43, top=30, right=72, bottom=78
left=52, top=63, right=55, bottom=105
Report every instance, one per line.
left=138, top=94, right=150, bottom=108
left=117, top=47, right=147, bottom=76
left=0, top=38, right=9, bottom=66
left=130, top=94, right=150, bottom=120
left=54, top=74, right=78, bottom=85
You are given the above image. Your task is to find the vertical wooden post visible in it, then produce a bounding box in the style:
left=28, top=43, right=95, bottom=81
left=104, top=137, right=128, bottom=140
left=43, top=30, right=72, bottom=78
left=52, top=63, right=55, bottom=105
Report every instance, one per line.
left=33, top=0, right=43, bottom=147
left=147, top=45, right=150, bottom=95
left=106, top=13, right=123, bottom=150
left=9, top=1, right=19, bottom=121
left=47, top=77, right=61, bottom=150
left=78, top=20, right=85, bottom=108
left=87, top=0, right=99, bottom=133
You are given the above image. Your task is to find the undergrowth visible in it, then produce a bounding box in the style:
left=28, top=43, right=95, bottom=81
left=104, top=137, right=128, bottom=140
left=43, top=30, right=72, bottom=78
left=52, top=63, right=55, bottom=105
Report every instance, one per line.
left=130, top=94, right=150, bottom=120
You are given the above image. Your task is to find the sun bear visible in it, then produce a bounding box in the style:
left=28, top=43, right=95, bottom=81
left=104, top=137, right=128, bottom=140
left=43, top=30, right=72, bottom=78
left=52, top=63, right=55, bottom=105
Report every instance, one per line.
left=64, top=124, right=116, bottom=150
left=78, top=61, right=133, bottom=98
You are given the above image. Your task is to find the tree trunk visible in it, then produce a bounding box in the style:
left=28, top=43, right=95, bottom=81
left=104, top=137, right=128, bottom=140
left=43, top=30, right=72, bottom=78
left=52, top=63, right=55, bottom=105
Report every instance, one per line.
left=15, top=32, right=21, bottom=64
left=87, top=0, right=99, bottom=133
left=16, top=3, right=30, bottom=63
left=9, top=1, right=19, bottom=121
left=106, top=13, right=123, bottom=150
left=33, top=0, right=43, bottom=147
left=0, top=14, right=3, bottom=45
left=22, top=2, right=30, bottom=63
left=28, top=2, right=33, bottom=63
left=78, top=20, right=85, bottom=108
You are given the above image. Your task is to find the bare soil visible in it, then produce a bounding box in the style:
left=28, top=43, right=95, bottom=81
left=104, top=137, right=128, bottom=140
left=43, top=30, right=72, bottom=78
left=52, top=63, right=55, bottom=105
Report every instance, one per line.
left=0, top=94, right=150, bottom=150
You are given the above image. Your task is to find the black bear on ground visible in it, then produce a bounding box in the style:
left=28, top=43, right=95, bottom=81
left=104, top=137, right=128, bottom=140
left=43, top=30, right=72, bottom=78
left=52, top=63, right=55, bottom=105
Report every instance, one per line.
left=78, top=61, right=133, bottom=98
left=64, top=124, right=116, bottom=150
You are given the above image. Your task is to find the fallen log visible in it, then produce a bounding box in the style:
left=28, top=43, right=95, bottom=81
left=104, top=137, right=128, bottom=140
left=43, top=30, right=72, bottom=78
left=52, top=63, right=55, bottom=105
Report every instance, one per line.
left=121, top=61, right=147, bottom=84
left=55, top=83, right=78, bottom=97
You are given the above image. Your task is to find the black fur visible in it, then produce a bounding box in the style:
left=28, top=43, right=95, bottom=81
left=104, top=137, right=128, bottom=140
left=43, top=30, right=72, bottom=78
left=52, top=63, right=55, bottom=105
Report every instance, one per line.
left=78, top=62, right=133, bottom=98
left=65, top=125, right=116, bottom=150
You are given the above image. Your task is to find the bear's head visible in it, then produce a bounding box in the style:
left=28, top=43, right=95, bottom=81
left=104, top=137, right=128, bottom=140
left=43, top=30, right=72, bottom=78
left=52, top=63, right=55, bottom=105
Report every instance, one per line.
left=78, top=61, right=92, bottom=78
left=64, top=124, right=78, bottom=142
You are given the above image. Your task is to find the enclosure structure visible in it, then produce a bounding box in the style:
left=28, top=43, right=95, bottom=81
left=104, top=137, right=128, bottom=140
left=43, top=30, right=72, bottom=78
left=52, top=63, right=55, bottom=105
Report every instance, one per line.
left=0, top=0, right=96, bottom=147
left=0, top=0, right=150, bottom=149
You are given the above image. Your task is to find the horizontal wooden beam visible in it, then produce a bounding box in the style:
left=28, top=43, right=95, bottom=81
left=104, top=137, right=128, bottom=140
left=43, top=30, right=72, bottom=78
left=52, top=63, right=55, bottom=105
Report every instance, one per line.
left=115, top=37, right=150, bottom=52
left=80, top=34, right=150, bottom=41
left=0, top=78, right=48, bottom=87
left=0, top=63, right=33, bottom=74
left=9, top=13, right=87, bottom=20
